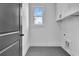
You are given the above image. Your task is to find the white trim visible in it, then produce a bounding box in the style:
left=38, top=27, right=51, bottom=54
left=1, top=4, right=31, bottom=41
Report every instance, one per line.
left=0, top=31, right=19, bottom=37
left=22, top=3, right=30, bottom=56
left=31, top=43, right=61, bottom=46
left=0, top=41, right=18, bottom=54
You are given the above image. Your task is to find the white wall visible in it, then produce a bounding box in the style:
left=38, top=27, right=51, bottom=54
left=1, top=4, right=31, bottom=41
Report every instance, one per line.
left=22, top=3, right=30, bottom=56
left=60, top=16, right=79, bottom=56
left=29, top=3, right=61, bottom=46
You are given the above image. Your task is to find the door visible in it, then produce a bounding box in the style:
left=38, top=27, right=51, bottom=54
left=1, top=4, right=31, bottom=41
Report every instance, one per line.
left=0, top=3, right=22, bottom=56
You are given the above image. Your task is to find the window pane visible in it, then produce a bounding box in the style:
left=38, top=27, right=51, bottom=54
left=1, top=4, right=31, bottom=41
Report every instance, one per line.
left=34, top=7, right=43, bottom=17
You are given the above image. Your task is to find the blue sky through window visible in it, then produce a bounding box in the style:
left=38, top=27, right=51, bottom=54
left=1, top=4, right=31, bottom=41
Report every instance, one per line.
left=34, top=7, right=43, bottom=17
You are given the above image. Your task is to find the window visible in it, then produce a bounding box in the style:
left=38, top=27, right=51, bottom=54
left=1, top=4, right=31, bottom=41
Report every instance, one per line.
left=34, top=7, right=44, bottom=25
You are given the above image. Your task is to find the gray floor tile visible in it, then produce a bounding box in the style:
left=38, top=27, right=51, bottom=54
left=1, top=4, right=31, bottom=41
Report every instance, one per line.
left=26, top=47, right=70, bottom=56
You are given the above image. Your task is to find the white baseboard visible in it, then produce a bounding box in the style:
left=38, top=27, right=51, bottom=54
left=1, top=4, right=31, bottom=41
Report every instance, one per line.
left=31, top=43, right=61, bottom=46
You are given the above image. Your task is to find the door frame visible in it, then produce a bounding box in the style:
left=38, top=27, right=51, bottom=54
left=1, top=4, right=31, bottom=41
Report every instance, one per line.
left=19, top=3, right=22, bottom=56
left=21, top=3, right=30, bottom=56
